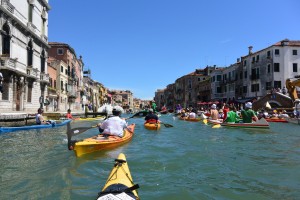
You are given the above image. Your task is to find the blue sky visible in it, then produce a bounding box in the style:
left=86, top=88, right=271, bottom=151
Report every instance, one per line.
left=48, top=0, right=300, bottom=100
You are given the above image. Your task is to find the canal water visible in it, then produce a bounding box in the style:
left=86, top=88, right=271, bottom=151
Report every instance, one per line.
left=1, top=114, right=300, bottom=200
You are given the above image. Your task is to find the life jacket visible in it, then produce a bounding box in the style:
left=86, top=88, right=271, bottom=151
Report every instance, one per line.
left=145, top=119, right=157, bottom=124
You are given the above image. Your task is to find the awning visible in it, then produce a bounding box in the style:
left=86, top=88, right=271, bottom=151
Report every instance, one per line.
left=235, top=97, right=256, bottom=103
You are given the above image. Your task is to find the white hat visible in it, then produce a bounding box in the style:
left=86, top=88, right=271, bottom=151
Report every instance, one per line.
left=245, top=102, right=252, bottom=108
left=149, top=108, right=154, bottom=112
left=211, top=104, right=216, bottom=109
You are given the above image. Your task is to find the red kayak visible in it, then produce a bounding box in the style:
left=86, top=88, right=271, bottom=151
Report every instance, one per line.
left=265, top=118, right=288, bottom=123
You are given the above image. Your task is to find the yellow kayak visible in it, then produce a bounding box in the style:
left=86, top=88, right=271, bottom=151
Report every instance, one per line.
left=97, top=153, right=139, bottom=200
left=144, top=122, right=161, bottom=130
left=76, top=116, right=105, bottom=121
left=71, top=124, right=135, bottom=157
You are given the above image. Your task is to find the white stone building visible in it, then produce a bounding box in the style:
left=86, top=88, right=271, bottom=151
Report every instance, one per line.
left=0, top=0, right=50, bottom=112
left=241, top=39, right=300, bottom=99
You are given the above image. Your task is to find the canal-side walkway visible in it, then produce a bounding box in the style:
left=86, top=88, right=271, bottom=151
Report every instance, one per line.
left=0, top=110, right=91, bottom=126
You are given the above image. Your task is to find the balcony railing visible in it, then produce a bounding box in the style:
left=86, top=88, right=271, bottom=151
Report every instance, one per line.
left=0, top=56, right=27, bottom=74
left=2, top=0, right=15, bottom=14
left=27, top=22, right=37, bottom=33
left=26, top=66, right=38, bottom=79
left=40, top=72, right=49, bottom=83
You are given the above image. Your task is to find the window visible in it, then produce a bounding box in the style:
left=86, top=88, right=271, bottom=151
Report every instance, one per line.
left=239, top=72, right=242, bottom=79
left=293, top=50, right=297, bottom=55
left=244, top=71, right=247, bottom=79
left=61, top=80, right=64, bottom=90
left=217, top=75, right=221, bottom=81
left=275, top=49, right=280, bottom=56
left=243, top=86, right=247, bottom=93
left=251, top=84, right=259, bottom=92
left=40, top=51, right=45, bottom=73
left=266, top=82, right=271, bottom=90
left=67, top=66, right=70, bottom=76
left=2, top=23, right=11, bottom=55
left=274, top=81, right=281, bottom=89
left=216, top=87, right=222, bottom=93
left=27, top=41, right=33, bottom=66
left=54, top=80, right=56, bottom=89
left=28, top=3, right=34, bottom=23
left=293, top=63, right=298, bottom=72
left=252, top=57, right=255, bottom=63
left=274, top=63, right=280, bottom=72
left=244, top=60, right=247, bottom=66
left=256, top=55, right=259, bottom=62
left=65, top=69, right=68, bottom=75
left=267, top=51, right=271, bottom=58
left=49, top=78, right=53, bottom=87
left=61, top=66, right=63, bottom=73
left=267, top=64, right=271, bottom=73
left=41, top=17, right=46, bottom=35
left=27, top=82, right=33, bottom=102
left=57, top=48, right=64, bottom=55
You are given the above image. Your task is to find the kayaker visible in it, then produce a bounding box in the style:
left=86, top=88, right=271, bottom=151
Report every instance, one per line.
left=97, top=107, right=128, bottom=137
left=241, top=102, right=258, bottom=123
left=224, top=105, right=240, bottom=123
left=188, top=108, right=197, bottom=119
left=210, top=104, right=219, bottom=120
left=151, top=101, right=157, bottom=112
left=66, top=109, right=73, bottom=119
left=36, top=108, right=51, bottom=125
left=145, top=108, right=159, bottom=123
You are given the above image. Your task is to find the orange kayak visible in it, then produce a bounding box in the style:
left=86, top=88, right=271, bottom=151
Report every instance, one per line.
left=71, top=124, right=135, bottom=157
left=144, top=122, right=161, bottom=130
left=178, top=117, right=201, bottom=122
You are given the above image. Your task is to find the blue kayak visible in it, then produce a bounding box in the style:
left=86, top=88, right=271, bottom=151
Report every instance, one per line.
left=0, top=119, right=72, bottom=134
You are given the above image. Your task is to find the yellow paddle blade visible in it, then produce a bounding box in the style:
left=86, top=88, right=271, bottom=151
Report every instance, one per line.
left=203, top=119, right=208, bottom=125
left=212, top=124, right=221, bottom=128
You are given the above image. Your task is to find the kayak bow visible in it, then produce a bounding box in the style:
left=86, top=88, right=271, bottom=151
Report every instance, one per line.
left=97, top=153, right=139, bottom=200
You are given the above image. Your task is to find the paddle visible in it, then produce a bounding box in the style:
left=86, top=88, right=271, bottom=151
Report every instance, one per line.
left=67, top=123, right=98, bottom=150
left=160, top=122, right=173, bottom=128
left=212, top=124, right=221, bottom=128
left=203, top=119, right=208, bottom=125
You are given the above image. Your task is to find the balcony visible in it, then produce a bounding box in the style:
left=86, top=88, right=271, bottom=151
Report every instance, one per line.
left=40, top=72, right=49, bottom=83
left=26, top=66, right=38, bottom=79
left=27, top=22, right=37, bottom=33
left=0, top=56, right=27, bottom=75
left=2, top=0, right=15, bottom=14
left=41, top=34, right=48, bottom=42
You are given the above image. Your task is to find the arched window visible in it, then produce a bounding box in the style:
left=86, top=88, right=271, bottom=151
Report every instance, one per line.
left=27, top=41, right=33, bottom=66
left=1, top=23, right=11, bottom=56
left=41, top=50, right=45, bottom=72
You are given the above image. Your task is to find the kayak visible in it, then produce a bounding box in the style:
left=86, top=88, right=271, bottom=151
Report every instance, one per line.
left=96, top=153, right=139, bottom=200
left=144, top=122, right=161, bottom=130
left=221, top=118, right=270, bottom=129
left=286, top=118, right=300, bottom=125
left=178, top=117, right=201, bottom=122
left=0, top=119, right=72, bottom=133
left=70, top=124, right=135, bottom=157
left=76, top=116, right=105, bottom=121
left=265, top=118, right=288, bottom=123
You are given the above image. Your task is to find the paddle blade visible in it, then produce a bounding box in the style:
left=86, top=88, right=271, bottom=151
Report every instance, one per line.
left=212, top=124, right=221, bottom=128
left=162, top=123, right=173, bottom=128
left=69, top=127, right=96, bottom=136
left=203, top=119, right=208, bottom=125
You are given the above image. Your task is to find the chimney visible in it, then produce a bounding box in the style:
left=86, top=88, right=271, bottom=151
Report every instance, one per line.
left=248, top=46, right=253, bottom=55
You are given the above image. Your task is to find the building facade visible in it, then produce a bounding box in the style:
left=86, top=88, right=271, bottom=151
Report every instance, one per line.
left=0, top=0, right=50, bottom=112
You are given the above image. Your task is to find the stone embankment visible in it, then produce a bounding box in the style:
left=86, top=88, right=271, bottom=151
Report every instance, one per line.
left=0, top=111, right=104, bottom=127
